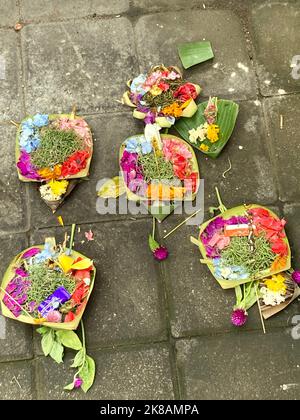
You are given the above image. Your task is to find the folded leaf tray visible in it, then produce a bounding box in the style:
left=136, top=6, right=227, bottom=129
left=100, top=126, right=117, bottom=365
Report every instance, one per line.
left=175, top=99, right=239, bottom=158
left=16, top=113, right=93, bottom=182
left=119, top=134, right=200, bottom=222
left=0, top=245, right=96, bottom=330
left=194, top=205, right=291, bottom=289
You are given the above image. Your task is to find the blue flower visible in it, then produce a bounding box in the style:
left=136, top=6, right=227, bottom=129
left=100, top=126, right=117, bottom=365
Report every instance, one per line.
left=125, top=138, right=141, bottom=154
left=22, top=118, right=34, bottom=130
left=141, top=140, right=152, bottom=155
left=19, top=132, right=41, bottom=153
left=33, top=113, right=49, bottom=127
left=130, top=74, right=147, bottom=96
left=34, top=243, right=55, bottom=263
left=20, top=126, right=34, bottom=139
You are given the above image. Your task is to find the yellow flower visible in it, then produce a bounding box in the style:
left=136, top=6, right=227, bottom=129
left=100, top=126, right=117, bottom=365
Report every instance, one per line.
left=150, top=85, right=163, bottom=96
left=38, top=164, right=62, bottom=180
left=163, top=103, right=183, bottom=118
left=48, top=179, right=69, bottom=196
left=200, top=144, right=209, bottom=152
left=264, top=274, right=286, bottom=294
left=206, top=124, right=220, bottom=143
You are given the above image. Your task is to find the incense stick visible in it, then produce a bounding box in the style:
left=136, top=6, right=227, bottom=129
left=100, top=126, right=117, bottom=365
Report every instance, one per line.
left=255, top=286, right=266, bottom=334
left=163, top=208, right=202, bottom=239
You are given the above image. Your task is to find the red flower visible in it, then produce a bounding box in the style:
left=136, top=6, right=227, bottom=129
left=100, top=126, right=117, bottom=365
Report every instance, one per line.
left=65, top=312, right=75, bottom=323
left=158, top=81, right=170, bottom=91
left=61, top=150, right=90, bottom=177
left=174, top=83, right=197, bottom=102
left=271, top=239, right=288, bottom=256
left=185, top=172, right=198, bottom=192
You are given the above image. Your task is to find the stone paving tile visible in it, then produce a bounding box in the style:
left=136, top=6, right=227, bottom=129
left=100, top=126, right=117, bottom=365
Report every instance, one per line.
left=157, top=204, right=297, bottom=337
left=0, top=361, right=36, bottom=400
left=134, top=10, right=257, bottom=100
left=0, top=233, right=33, bottom=362
left=20, top=0, right=129, bottom=21
left=0, top=0, right=19, bottom=27
left=28, top=113, right=146, bottom=228
left=284, top=204, right=300, bottom=268
left=251, top=2, right=300, bottom=96
left=0, top=125, right=29, bottom=233
left=175, top=100, right=277, bottom=209
left=0, top=30, right=23, bottom=122
left=31, top=220, right=167, bottom=348
left=176, top=331, right=300, bottom=400
left=37, top=344, right=174, bottom=400
left=263, top=95, right=300, bottom=202
left=21, top=18, right=138, bottom=115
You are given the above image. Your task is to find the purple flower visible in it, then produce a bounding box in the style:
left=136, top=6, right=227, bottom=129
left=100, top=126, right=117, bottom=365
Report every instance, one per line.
left=22, top=247, right=41, bottom=259
left=28, top=301, right=37, bottom=313
left=74, top=377, right=83, bottom=389
left=205, top=245, right=220, bottom=259
left=231, top=309, right=248, bottom=327
left=144, top=112, right=156, bottom=125
left=15, top=268, right=28, bottom=277
left=17, top=151, right=41, bottom=180
left=153, top=246, right=169, bottom=261
left=292, top=271, right=300, bottom=285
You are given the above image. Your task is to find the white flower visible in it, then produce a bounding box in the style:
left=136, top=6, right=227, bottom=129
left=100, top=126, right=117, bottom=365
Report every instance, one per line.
left=260, top=287, right=286, bottom=306
left=188, top=123, right=208, bottom=144
left=39, top=184, right=61, bottom=201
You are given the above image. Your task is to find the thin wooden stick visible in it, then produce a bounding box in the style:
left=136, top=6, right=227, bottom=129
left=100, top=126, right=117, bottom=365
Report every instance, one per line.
left=255, top=286, right=266, bottom=334
left=10, top=120, right=20, bottom=127
left=163, top=208, right=202, bottom=239
left=69, top=223, right=76, bottom=254
left=71, top=104, right=77, bottom=119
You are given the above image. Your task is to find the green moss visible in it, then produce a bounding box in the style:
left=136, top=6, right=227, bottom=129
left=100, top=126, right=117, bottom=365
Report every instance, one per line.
left=222, top=235, right=277, bottom=277
left=138, top=153, right=175, bottom=183
left=31, top=128, right=83, bottom=168
left=26, top=263, right=76, bottom=307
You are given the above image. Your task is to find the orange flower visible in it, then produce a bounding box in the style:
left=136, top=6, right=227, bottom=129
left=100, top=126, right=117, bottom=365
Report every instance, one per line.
left=271, top=256, right=287, bottom=272
left=38, top=164, right=62, bottom=180
left=163, top=102, right=183, bottom=118
left=146, top=183, right=186, bottom=200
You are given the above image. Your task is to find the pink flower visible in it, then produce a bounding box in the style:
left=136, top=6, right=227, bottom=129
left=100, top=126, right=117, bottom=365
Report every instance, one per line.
left=85, top=230, right=94, bottom=241
left=231, top=309, right=248, bottom=327
left=15, top=268, right=28, bottom=277
left=46, top=311, right=62, bottom=323
left=292, top=271, right=300, bottom=285
left=74, top=377, right=83, bottom=389
left=153, top=246, right=169, bottom=261
left=22, top=248, right=41, bottom=259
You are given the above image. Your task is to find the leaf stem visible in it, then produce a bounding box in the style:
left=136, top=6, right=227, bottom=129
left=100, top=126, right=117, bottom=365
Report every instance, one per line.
left=152, top=217, right=156, bottom=240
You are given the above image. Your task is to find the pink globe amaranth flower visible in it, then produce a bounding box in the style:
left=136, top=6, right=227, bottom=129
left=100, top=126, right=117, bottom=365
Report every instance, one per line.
left=74, top=377, right=83, bottom=389
left=231, top=309, right=248, bottom=327
left=15, top=268, right=28, bottom=277
left=46, top=311, right=62, bottom=323
left=153, top=246, right=169, bottom=261
left=292, top=271, right=300, bottom=285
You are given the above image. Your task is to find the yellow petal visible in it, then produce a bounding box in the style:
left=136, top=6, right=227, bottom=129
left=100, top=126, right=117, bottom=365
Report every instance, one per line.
left=71, top=258, right=93, bottom=270
left=58, top=254, right=75, bottom=273
left=98, top=176, right=126, bottom=198
left=57, top=216, right=64, bottom=226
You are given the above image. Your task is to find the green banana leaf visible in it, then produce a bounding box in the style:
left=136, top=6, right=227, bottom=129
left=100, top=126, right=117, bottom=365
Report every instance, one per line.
left=175, top=99, right=239, bottom=159
left=0, top=244, right=96, bottom=331
left=195, top=205, right=291, bottom=290
left=119, top=134, right=200, bottom=222
left=178, top=41, right=214, bottom=69
left=16, top=114, right=93, bottom=182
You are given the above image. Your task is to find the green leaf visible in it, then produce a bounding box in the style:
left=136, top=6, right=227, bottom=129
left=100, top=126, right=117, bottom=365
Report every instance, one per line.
left=178, top=41, right=214, bottom=69
left=80, top=355, right=95, bottom=393
left=49, top=341, right=64, bottom=364
left=148, top=234, right=159, bottom=252
left=235, top=286, right=243, bottom=306
left=175, top=99, right=239, bottom=158
left=56, top=330, right=82, bottom=351
left=64, top=382, right=75, bottom=391
left=41, top=330, right=55, bottom=356
left=37, top=326, right=50, bottom=335
left=71, top=349, right=85, bottom=368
